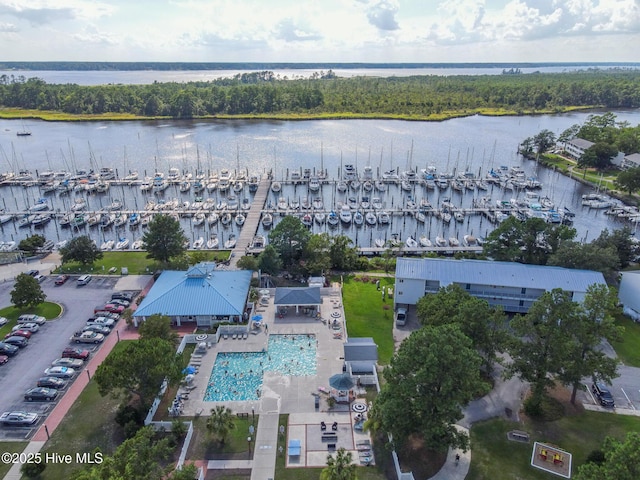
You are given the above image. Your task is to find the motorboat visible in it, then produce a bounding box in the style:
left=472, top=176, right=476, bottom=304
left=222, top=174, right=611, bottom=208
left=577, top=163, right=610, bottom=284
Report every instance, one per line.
left=262, top=212, right=273, bottom=228
left=101, top=239, right=115, bottom=251
left=435, top=236, right=447, bottom=247
left=192, top=237, right=204, bottom=249
left=302, top=213, right=313, bottom=227
left=405, top=236, right=418, bottom=248
left=224, top=234, right=237, bottom=249
left=251, top=234, right=266, bottom=249
left=449, top=237, right=460, bottom=247
left=308, top=176, right=320, bottom=192
left=206, top=234, right=219, bottom=249
left=108, top=199, right=123, bottom=211
left=207, top=212, right=219, bottom=225
left=377, top=211, right=390, bottom=224
left=113, top=213, right=128, bottom=227
left=365, top=212, right=377, bottom=226
left=353, top=211, right=364, bottom=226
left=220, top=212, right=232, bottom=226
left=374, top=238, right=386, bottom=248
left=116, top=237, right=129, bottom=250
left=131, top=239, right=143, bottom=250
left=419, top=235, right=432, bottom=247
left=193, top=212, right=206, bottom=226
left=129, top=213, right=140, bottom=226
left=314, top=212, right=326, bottom=225
left=463, top=234, right=478, bottom=247
left=327, top=211, right=339, bottom=227
left=124, top=170, right=139, bottom=182
left=271, top=181, right=282, bottom=193
left=235, top=213, right=246, bottom=226
left=339, top=205, right=352, bottom=224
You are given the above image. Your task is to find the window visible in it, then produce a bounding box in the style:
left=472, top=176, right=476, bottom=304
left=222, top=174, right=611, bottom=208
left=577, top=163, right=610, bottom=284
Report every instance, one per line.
left=521, top=287, right=526, bottom=294
left=465, top=283, right=471, bottom=290
left=398, top=279, right=404, bottom=283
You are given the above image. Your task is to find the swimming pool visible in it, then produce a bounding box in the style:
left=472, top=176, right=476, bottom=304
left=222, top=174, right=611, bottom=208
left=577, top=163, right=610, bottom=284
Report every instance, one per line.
left=203, top=334, right=317, bottom=402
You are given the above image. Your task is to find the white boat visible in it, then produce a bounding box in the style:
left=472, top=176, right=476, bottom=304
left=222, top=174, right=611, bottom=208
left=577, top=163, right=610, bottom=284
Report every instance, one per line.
left=131, top=239, right=143, bottom=250
left=108, top=199, right=123, bottom=211
left=152, top=175, right=169, bottom=194
left=327, top=211, right=339, bottom=227
left=336, top=181, right=348, bottom=193
left=308, top=176, right=320, bottom=192
left=206, top=234, right=219, bottom=249
left=314, top=212, right=326, bottom=224
left=401, top=180, right=412, bottom=192
left=179, top=181, right=191, bottom=192
left=218, top=169, right=232, bottom=192
left=207, top=212, right=219, bottom=225
left=28, top=198, right=49, bottom=212
left=101, top=239, right=115, bottom=251
left=167, top=167, right=181, bottom=182
left=99, top=167, right=115, bottom=180
left=374, top=180, right=387, bottom=192
left=405, top=236, right=418, bottom=248
left=192, top=237, right=204, bottom=249
left=449, top=237, right=460, bottom=247
left=277, top=197, right=288, bottom=215
left=339, top=205, right=352, bottom=224
left=113, top=213, right=128, bottom=227
left=248, top=175, right=259, bottom=192
left=251, top=234, right=266, bottom=248
left=463, top=234, right=478, bottom=247
left=374, top=238, right=386, bottom=248
left=220, top=212, right=232, bottom=226
left=415, top=211, right=426, bottom=223
left=435, top=236, right=447, bottom=247
left=372, top=197, right=383, bottom=210
left=377, top=211, right=390, bottom=224
left=271, top=181, right=282, bottom=193
left=262, top=212, right=273, bottom=228
left=235, top=213, right=246, bottom=226
left=31, top=214, right=51, bottom=226
left=233, top=181, right=244, bottom=193
left=362, top=180, right=373, bottom=192
left=419, top=235, right=432, bottom=247
left=353, top=211, right=364, bottom=226
left=140, top=178, right=152, bottom=191
left=224, top=234, right=237, bottom=249
left=124, top=170, right=139, bottom=182
left=129, top=213, right=140, bottom=226
left=301, top=213, right=313, bottom=227
left=116, top=237, right=129, bottom=250
left=193, top=212, right=206, bottom=226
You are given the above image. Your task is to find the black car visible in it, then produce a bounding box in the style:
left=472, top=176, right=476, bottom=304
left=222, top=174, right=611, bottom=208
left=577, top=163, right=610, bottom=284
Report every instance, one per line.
left=3, top=336, right=28, bottom=348
left=0, top=342, right=19, bottom=356
left=37, top=377, right=68, bottom=389
left=24, top=387, right=59, bottom=402
left=592, top=382, right=615, bottom=408
left=111, top=292, right=134, bottom=302
left=26, top=270, right=39, bottom=277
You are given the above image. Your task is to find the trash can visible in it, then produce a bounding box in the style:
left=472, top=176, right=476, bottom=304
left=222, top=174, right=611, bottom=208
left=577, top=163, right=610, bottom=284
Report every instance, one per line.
left=315, top=395, right=320, bottom=410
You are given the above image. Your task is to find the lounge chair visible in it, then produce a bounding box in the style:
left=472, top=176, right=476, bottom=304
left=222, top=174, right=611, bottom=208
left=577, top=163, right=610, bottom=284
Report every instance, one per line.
left=332, top=421, right=338, bottom=431
left=320, top=421, right=327, bottom=431
left=223, top=334, right=228, bottom=340
left=242, top=333, right=248, bottom=339
left=232, top=333, right=237, bottom=339
left=318, top=386, right=329, bottom=394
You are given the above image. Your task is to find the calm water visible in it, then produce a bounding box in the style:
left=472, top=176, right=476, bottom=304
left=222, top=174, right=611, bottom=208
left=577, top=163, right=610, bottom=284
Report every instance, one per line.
left=1, top=110, right=639, bottom=247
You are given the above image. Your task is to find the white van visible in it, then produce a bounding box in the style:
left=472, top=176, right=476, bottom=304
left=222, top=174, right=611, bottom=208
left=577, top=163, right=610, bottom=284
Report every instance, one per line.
left=395, top=307, right=407, bottom=326
left=77, top=274, right=92, bottom=286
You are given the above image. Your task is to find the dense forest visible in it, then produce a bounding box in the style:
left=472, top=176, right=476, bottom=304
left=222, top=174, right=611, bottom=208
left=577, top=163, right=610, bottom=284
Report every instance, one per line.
left=1, top=69, right=639, bottom=119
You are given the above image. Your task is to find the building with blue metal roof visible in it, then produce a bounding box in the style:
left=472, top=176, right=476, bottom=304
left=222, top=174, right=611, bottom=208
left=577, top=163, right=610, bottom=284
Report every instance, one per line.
left=395, top=257, right=606, bottom=313
left=132, top=263, right=252, bottom=328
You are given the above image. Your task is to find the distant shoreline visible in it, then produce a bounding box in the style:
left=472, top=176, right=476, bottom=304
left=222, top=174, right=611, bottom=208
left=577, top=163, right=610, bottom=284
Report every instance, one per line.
left=1, top=61, right=639, bottom=71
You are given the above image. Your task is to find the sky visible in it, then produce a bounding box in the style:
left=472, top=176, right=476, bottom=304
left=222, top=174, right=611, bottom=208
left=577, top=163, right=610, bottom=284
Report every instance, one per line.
left=0, top=0, right=638, bottom=63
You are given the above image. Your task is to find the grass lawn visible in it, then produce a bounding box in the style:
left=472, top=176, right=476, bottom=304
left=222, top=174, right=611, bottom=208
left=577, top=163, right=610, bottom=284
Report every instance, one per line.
left=468, top=407, right=640, bottom=480
left=187, top=414, right=257, bottom=460
left=56, top=250, right=231, bottom=275
left=611, top=313, right=640, bottom=367
left=0, top=301, right=63, bottom=338
left=341, top=274, right=396, bottom=365
left=0, top=442, right=28, bottom=478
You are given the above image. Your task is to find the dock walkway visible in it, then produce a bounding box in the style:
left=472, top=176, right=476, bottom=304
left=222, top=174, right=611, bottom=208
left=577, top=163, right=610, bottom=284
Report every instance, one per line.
left=229, top=175, right=271, bottom=268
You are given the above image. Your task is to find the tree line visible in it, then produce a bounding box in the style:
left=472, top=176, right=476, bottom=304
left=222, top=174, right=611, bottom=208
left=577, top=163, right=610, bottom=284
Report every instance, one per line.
left=1, top=69, right=640, bottom=118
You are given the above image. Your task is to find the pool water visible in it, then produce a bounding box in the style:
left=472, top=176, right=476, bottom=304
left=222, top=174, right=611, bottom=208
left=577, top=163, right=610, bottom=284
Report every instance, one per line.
left=204, top=334, right=317, bottom=402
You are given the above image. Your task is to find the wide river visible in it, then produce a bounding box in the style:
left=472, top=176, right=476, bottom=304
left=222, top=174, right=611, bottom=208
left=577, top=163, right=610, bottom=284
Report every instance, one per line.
left=1, top=109, right=639, bottom=250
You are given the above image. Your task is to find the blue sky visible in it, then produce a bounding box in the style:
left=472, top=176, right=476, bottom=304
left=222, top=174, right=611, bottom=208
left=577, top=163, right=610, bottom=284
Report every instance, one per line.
left=0, top=0, right=638, bottom=62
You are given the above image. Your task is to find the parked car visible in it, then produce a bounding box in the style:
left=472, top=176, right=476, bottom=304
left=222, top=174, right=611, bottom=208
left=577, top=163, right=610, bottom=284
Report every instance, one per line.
left=94, top=304, right=125, bottom=314
left=86, top=316, right=115, bottom=328
left=94, top=312, right=120, bottom=321
left=17, top=314, right=46, bottom=325
left=0, top=411, right=38, bottom=426
left=111, top=292, right=134, bottom=302
left=3, top=336, right=28, bottom=348
left=33, top=274, right=46, bottom=283
left=0, top=355, right=8, bottom=365
left=37, top=377, right=68, bottom=389
left=61, top=347, right=90, bottom=360
left=51, top=358, right=84, bottom=369
left=109, top=298, right=130, bottom=308
left=26, top=270, right=39, bottom=277
left=12, top=322, right=39, bottom=333
left=54, top=274, right=69, bottom=285
left=24, top=387, right=58, bottom=402
left=71, top=331, right=105, bottom=344
left=77, top=274, right=92, bottom=286
left=43, top=366, right=76, bottom=378
left=0, top=342, right=19, bottom=356
left=83, top=324, right=111, bottom=335
left=0, top=317, right=7, bottom=327
left=5, top=330, right=32, bottom=340
left=592, top=382, right=615, bottom=408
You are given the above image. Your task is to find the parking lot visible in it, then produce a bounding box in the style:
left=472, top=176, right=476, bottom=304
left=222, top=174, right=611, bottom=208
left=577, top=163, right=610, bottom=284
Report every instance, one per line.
left=0, top=274, right=122, bottom=440
left=580, top=364, right=640, bottom=412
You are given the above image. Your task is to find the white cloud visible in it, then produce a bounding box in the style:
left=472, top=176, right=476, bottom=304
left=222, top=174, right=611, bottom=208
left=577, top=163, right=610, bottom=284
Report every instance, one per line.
left=0, top=20, right=16, bottom=31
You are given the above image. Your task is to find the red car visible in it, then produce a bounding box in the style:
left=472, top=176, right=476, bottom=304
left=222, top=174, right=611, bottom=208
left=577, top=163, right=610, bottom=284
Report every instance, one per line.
left=0, top=355, right=8, bottom=365
left=5, top=329, right=32, bottom=339
left=61, top=347, right=90, bottom=361
left=95, top=304, right=125, bottom=314
left=54, top=274, right=69, bottom=285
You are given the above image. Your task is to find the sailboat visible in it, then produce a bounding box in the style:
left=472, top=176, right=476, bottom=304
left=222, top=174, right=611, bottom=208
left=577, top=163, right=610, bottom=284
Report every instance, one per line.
left=16, top=119, right=31, bottom=136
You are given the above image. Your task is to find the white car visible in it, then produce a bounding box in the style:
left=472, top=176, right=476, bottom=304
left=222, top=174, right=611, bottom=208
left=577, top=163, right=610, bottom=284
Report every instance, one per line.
left=17, top=314, right=46, bottom=325
left=12, top=322, right=39, bottom=333
left=87, top=317, right=116, bottom=328
left=43, top=366, right=76, bottom=378
left=0, top=317, right=7, bottom=327
left=50, top=358, right=84, bottom=369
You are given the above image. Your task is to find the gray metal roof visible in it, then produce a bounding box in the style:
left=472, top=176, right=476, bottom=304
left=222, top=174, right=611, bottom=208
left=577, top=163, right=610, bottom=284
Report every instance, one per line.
left=274, top=287, right=321, bottom=305
left=396, top=257, right=605, bottom=292
left=569, top=137, right=595, bottom=150
left=344, top=338, right=378, bottom=362
left=133, top=264, right=252, bottom=318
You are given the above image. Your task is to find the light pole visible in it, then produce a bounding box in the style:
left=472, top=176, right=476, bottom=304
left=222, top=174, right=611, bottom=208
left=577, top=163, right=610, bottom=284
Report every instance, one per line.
left=247, top=436, right=252, bottom=459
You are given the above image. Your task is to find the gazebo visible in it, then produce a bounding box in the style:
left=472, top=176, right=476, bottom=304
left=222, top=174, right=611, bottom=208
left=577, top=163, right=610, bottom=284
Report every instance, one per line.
left=329, top=373, right=355, bottom=404
left=274, top=287, right=321, bottom=317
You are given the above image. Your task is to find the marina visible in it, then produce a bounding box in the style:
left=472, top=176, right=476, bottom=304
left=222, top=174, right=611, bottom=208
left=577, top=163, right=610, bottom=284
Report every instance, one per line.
left=2, top=112, right=640, bottom=254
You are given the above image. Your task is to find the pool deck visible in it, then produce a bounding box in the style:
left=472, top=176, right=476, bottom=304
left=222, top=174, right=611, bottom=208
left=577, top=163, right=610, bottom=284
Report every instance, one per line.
left=179, top=290, right=374, bottom=476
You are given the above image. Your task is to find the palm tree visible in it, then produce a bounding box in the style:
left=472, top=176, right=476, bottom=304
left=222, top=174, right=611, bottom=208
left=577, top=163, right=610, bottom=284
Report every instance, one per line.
left=206, top=406, right=235, bottom=445
left=320, top=448, right=357, bottom=480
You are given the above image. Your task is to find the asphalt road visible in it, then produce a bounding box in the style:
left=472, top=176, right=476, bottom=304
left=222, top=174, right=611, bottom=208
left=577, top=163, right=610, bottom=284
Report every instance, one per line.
left=0, top=274, right=118, bottom=439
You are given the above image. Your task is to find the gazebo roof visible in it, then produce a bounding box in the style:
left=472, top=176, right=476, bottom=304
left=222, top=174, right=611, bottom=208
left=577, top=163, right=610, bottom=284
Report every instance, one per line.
left=274, top=287, right=321, bottom=306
